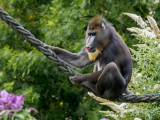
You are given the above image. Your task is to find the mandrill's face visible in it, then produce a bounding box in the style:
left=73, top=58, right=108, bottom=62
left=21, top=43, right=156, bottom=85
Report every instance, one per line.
left=85, top=17, right=107, bottom=52
left=85, top=16, right=107, bottom=61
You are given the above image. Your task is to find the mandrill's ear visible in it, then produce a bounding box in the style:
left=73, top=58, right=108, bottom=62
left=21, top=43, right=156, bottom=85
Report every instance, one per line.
left=101, top=22, right=105, bottom=30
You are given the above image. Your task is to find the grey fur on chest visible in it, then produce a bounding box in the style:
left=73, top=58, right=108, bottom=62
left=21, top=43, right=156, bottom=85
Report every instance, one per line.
left=94, top=61, right=104, bottom=72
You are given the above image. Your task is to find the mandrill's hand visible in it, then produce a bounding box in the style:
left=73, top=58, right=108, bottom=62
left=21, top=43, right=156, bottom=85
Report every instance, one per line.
left=43, top=43, right=50, bottom=50
left=43, top=43, right=51, bottom=49
left=43, top=43, right=56, bottom=51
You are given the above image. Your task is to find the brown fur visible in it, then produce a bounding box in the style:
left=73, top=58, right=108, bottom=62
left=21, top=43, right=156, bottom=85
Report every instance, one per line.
left=89, top=16, right=103, bottom=30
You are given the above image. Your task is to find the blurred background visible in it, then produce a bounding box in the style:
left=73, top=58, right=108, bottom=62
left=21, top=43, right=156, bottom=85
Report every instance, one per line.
left=0, top=0, right=160, bottom=120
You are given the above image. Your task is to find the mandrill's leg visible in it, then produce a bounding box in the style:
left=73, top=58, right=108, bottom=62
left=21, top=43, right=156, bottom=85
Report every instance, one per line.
left=97, top=62, right=127, bottom=98
left=69, top=71, right=102, bottom=94
left=70, top=62, right=128, bottom=98
left=70, top=71, right=102, bottom=84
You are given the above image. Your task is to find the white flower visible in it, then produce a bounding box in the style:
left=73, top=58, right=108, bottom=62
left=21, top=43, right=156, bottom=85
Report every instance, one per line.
left=153, top=84, right=160, bottom=91
left=145, top=27, right=151, bottom=30
left=127, top=27, right=156, bottom=39
left=127, top=27, right=141, bottom=33
left=158, top=44, right=160, bottom=48
left=119, top=103, right=126, bottom=108
left=124, top=13, right=147, bottom=28
left=134, top=118, right=142, bottom=120
left=136, top=73, right=142, bottom=78
left=143, top=87, right=146, bottom=90
left=147, top=16, right=159, bottom=36
left=136, top=92, right=140, bottom=95
left=154, top=41, right=158, bottom=44
left=141, top=29, right=156, bottom=39
left=154, top=0, right=159, bottom=4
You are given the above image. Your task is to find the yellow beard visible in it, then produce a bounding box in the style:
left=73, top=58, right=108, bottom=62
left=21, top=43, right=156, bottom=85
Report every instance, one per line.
left=88, top=49, right=101, bottom=61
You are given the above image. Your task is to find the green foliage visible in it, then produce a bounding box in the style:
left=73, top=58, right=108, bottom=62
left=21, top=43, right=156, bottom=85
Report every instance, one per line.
left=0, top=108, right=37, bottom=120
left=127, top=15, right=160, bottom=120
left=98, top=13, right=160, bottom=120
left=0, top=0, right=160, bottom=120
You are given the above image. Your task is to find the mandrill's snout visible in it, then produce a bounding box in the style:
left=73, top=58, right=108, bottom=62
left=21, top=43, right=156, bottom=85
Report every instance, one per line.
left=86, top=35, right=95, bottom=52
left=86, top=46, right=90, bottom=51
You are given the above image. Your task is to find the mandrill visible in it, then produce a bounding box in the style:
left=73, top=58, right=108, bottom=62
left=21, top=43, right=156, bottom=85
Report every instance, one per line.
left=44, top=16, right=132, bottom=99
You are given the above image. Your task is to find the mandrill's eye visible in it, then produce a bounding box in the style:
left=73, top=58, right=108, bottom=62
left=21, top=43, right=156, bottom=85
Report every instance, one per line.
left=88, top=32, right=96, bottom=36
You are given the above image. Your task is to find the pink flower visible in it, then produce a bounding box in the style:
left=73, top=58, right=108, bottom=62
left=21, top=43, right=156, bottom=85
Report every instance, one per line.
left=29, top=107, right=38, bottom=113
left=14, top=94, right=26, bottom=105
left=0, top=105, right=6, bottom=110
left=0, top=90, right=8, bottom=98
left=100, top=118, right=109, bottom=120
left=0, top=90, right=26, bottom=111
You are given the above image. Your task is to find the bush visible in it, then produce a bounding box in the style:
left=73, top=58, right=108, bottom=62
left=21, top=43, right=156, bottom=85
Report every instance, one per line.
left=94, top=13, right=160, bottom=120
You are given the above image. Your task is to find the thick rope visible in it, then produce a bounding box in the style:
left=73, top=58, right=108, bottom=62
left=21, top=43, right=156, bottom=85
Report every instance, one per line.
left=0, top=7, right=160, bottom=103
left=0, top=7, right=76, bottom=76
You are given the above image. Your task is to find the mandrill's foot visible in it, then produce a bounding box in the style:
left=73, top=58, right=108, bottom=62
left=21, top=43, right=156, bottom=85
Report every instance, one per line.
left=69, top=76, right=77, bottom=84
left=123, top=89, right=133, bottom=95
left=69, top=73, right=83, bottom=84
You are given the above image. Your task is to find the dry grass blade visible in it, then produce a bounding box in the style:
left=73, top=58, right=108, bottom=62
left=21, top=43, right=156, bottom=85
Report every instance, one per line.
left=124, top=13, right=147, bottom=28
left=147, top=16, right=159, bottom=36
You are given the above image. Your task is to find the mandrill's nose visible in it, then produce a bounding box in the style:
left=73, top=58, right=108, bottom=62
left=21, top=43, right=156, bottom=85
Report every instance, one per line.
left=86, top=35, right=95, bottom=51
left=86, top=46, right=90, bottom=50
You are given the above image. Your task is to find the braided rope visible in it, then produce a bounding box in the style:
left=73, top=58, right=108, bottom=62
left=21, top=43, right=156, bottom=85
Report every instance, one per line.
left=0, top=7, right=76, bottom=76
left=113, top=94, right=160, bottom=103
left=0, top=7, right=160, bottom=103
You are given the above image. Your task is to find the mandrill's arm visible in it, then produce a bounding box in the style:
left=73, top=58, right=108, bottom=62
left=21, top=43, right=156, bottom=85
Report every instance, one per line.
left=44, top=45, right=92, bottom=68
